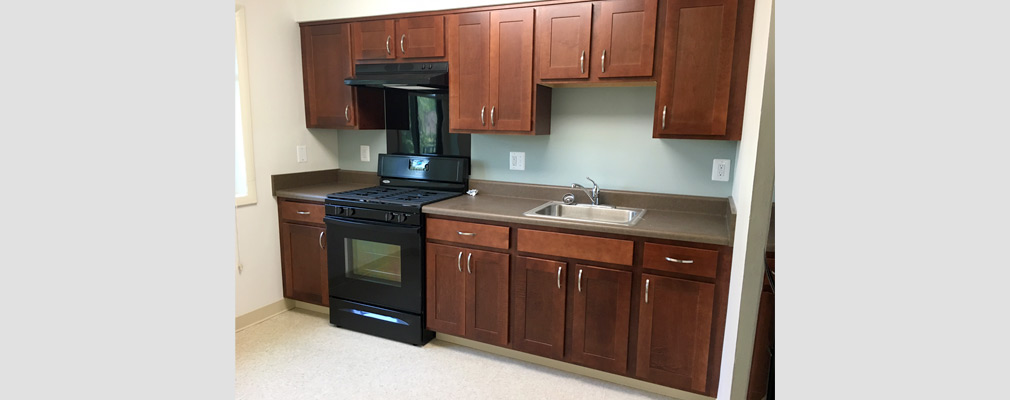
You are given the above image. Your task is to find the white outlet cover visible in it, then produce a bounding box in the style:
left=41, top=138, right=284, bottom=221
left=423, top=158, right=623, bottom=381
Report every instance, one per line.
left=712, top=159, right=730, bottom=181
left=360, top=145, right=370, bottom=162
left=296, top=145, right=307, bottom=163
left=509, top=152, right=525, bottom=170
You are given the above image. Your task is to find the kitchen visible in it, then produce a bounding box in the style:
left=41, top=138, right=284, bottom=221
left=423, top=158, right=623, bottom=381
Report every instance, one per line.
left=235, top=0, right=774, bottom=399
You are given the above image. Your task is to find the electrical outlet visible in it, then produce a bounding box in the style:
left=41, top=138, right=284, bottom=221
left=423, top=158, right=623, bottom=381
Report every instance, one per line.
left=360, top=145, right=370, bottom=162
left=509, top=152, right=525, bottom=170
left=296, top=145, right=307, bottom=163
left=712, top=159, right=730, bottom=181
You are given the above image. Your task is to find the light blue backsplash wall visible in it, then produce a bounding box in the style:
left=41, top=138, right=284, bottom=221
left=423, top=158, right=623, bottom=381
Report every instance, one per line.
left=337, top=86, right=738, bottom=198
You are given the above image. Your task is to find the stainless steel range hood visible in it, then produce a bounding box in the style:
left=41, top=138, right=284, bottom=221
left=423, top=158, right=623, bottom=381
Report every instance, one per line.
left=344, top=62, right=448, bottom=91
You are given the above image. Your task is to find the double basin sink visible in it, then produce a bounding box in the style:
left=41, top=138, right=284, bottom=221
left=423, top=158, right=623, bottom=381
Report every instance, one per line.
left=523, top=201, right=646, bottom=226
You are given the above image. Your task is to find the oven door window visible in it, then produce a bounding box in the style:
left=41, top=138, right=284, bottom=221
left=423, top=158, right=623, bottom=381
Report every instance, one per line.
left=345, top=239, right=402, bottom=287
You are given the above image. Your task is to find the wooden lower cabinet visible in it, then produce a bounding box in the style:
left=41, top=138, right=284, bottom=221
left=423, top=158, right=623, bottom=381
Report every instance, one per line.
left=570, top=264, right=632, bottom=375
left=279, top=222, right=328, bottom=306
left=636, top=273, right=715, bottom=394
left=426, top=243, right=510, bottom=346
left=512, top=256, right=567, bottom=359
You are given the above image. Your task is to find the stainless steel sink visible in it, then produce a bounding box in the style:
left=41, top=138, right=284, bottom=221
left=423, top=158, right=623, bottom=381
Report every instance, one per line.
left=523, top=201, right=646, bottom=226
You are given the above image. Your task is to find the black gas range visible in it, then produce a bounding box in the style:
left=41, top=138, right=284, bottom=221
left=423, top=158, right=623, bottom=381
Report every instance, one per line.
left=324, top=154, right=468, bottom=346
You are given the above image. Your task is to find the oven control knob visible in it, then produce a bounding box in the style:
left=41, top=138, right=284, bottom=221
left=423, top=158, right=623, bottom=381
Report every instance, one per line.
left=396, top=213, right=407, bottom=223
left=385, top=212, right=395, bottom=222
left=335, top=207, right=345, bottom=216
left=346, top=208, right=355, bottom=216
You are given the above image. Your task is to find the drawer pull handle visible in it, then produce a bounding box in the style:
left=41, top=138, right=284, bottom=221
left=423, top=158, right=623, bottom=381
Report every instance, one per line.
left=467, top=252, right=473, bottom=274
left=578, top=269, right=583, bottom=293
left=296, top=211, right=311, bottom=215
left=557, top=266, right=562, bottom=289
left=457, top=251, right=462, bottom=272
left=665, top=257, right=694, bottom=264
left=457, top=231, right=476, bottom=237
left=645, top=279, right=650, bottom=303
left=318, top=231, right=325, bottom=249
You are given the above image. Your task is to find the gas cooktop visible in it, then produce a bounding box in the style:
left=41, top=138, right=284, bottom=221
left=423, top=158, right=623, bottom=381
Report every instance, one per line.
left=326, top=186, right=463, bottom=208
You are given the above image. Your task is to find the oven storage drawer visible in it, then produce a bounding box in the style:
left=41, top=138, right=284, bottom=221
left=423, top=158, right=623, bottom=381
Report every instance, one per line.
left=280, top=200, right=325, bottom=225
left=426, top=218, right=510, bottom=249
left=329, top=298, right=433, bottom=346
left=642, top=242, right=718, bottom=279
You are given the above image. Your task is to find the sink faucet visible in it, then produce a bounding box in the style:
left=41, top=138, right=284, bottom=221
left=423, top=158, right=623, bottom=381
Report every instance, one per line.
left=571, top=177, right=600, bottom=205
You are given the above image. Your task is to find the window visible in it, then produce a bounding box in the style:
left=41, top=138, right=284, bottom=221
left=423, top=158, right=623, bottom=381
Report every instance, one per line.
left=235, top=6, right=257, bottom=206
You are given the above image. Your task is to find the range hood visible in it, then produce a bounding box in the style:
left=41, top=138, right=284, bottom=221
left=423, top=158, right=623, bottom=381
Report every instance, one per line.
left=344, top=62, right=448, bottom=91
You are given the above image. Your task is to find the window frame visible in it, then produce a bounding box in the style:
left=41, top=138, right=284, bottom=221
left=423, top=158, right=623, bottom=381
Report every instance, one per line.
left=235, top=6, right=258, bottom=207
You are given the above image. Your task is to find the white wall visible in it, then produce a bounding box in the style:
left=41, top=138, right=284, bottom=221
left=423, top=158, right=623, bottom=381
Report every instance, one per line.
left=234, top=0, right=342, bottom=317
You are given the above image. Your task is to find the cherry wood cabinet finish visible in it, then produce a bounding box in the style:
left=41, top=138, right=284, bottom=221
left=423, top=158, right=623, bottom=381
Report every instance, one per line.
left=512, top=256, right=567, bottom=359
left=352, top=20, right=397, bottom=61
left=425, top=243, right=467, bottom=336
left=278, top=200, right=325, bottom=225
left=280, top=222, right=328, bottom=306
left=447, top=12, right=491, bottom=131
left=536, top=2, right=593, bottom=80
left=636, top=273, right=715, bottom=394
left=301, top=24, right=356, bottom=129
left=747, top=289, right=774, bottom=400
left=517, top=228, right=634, bottom=266
left=396, top=16, right=446, bottom=58
left=426, top=218, right=510, bottom=250
left=642, top=242, right=719, bottom=279
left=465, top=247, right=511, bottom=346
left=570, top=264, right=632, bottom=374
left=489, top=8, right=535, bottom=132
left=594, top=0, right=658, bottom=78
left=653, top=0, right=739, bottom=138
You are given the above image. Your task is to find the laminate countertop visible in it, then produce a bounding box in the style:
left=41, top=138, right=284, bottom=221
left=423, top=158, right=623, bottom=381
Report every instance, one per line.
left=275, top=182, right=375, bottom=203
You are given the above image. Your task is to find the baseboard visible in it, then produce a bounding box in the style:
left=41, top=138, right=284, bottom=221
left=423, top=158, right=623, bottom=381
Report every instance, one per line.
left=435, top=333, right=714, bottom=400
left=293, top=301, right=329, bottom=315
left=235, top=299, right=294, bottom=331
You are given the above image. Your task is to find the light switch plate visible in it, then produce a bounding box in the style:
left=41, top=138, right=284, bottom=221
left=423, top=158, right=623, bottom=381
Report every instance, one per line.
left=360, top=145, right=370, bottom=162
left=712, top=159, right=730, bottom=181
left=509, top=152, right=525, bottom=170
left=296, top=145, right=307, bottom=163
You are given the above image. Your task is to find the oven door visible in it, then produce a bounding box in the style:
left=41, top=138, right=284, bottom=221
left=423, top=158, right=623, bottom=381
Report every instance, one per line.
left=325, top=216, right=423, bottom=314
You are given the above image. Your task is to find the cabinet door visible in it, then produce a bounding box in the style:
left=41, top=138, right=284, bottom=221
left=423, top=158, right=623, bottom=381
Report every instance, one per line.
left=396, top=16, right=445, bottom=59
left=654, top=0, right=738, bottom=137
left=425, top=243, right=466, bottom=336
left=301, top=24, right=356, bottom=128
left=536, top=3, right=592, bottom=79
left=636, top=273, right=715, bottom=394
left=570, top=265, right=632, bottom=374
left=353, top=20, right=397, bottom=60
left=512, top=256, right=567, bottom=359
left=448, top=12, right=491, bottom=131
left=280, top=223, right=327, bottom=306
left=747, top=289, right=774, bottom=400
left=593, top=0, right=658, bottom=78
left=465, top=248, right=510, bottom=346
left=489, top=8, right=534, bottom=132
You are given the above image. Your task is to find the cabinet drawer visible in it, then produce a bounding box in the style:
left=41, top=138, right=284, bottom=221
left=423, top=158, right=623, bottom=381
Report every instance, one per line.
left=427, top=218, right=510, bottom=250
left=517, top=229, right=633, bottom=266
left=642, top=243, right=718, bottom=279
left=279, top=200, right=325, bottom=225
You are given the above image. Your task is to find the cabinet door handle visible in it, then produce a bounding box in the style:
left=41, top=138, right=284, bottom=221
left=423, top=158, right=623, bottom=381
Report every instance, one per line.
left=385, top=35, right=391, bottom=55
left=578, top=269, right=583, bottom=293
left=480, top=106, right=485, bottom=126
left=456, top=231, right=476, bottom=237
left=490, top=106, right=495, bottom=127
left=601, top=49, right=606, bottom=73
left=661, top=106, right=666, bottom=129
left=645, top=279, right=650, bottom=303
left=557, top=266, right=562, bottom=289
left=318, top=231, right=325, bottom=249
left=580, top=50, right=585, bottom=74
left=345, top=105, right=350, bottom=122
left=400, top=34, right=406, bottom=54
left=665, top=257, right=694, bottom=264
left=457, top=251, right=463, bottom=272
left=467, top=252, right=473, bottom=274
left=296, top=211, right=311, bottom=215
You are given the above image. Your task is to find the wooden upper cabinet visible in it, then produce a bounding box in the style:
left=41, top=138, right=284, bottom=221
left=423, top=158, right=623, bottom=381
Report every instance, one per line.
left=512, top=256, right=567, bottom=360
left=448, top=12, right=491, bottom=131
left=654, top=0, right=739, bottom=138
left=301, top=23, right=355, bottom=128
left=636, top=273, right=716, bottom=395
left=353, top=20, right=397, bottom=60
left=536, top=3, right=593, bottom=80
left=594, top=0, right=658, bottom=78
left=570, top=264, right=632, bottom=375
left=396, top=16, right=446, bottom=58
left=489, top=8, right=534, bottom=131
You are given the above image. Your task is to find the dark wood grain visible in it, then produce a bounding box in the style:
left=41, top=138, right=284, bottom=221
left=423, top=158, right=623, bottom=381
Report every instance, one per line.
left=570, top=264, right=632, bottom=374
left=594, top=0, right=658, bottom=78
left=425, top=243, right=467, bottom=336
left=642, top=242, right=719, bottom=279
left=512, top=256, right=567, bottom=359
left=280, top=223, right=327, bottom=305
left=301, top=24, right=356, bottom=129
left=278, top=200, right=325, bottom=225
left=427, top=218, right=510, bottom=249
left=489, top=7, right=535, bottom=132
left=747, top=289, right=774, bottom=400
left=517, top=228, right=634, bottom=266
left=654, top=0, right=738, bottom=137
left=466, top=248, right=511, bottom=346
left=636, top=273, right=715, bottom=394
left=396, top=15, right=445, bottom=58
left=352, top=19, right=396, bottom=60
left=448, top=12, right=491, bottom=131
left=536, top=2, right=593, bottom=79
